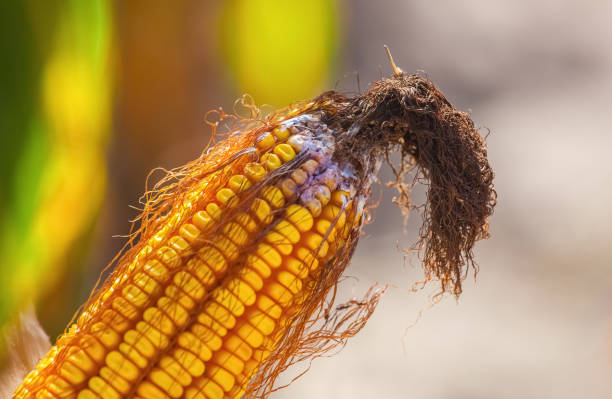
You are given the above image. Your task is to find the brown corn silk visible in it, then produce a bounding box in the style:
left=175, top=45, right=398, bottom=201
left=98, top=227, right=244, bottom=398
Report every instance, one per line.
left=14, top=71, right=495, bottom=399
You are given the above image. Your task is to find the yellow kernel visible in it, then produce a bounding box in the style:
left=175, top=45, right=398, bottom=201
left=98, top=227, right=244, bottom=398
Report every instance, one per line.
left=244, top=162, right=266, bottom=182
left=272, top=126, right=290, bottom=140
left=178, top=331, right=213, bottom=361
left=35, top=388, right=57, bottom=399
left=205, top=302, right=236, bottom=330
left=124, top=329, right=156, bottom=358
left=157, top=296, right=189, bottom=328
left=279, top=178, right=297, bottom=198
left=255, top=243, right=282, bottom=268
left=179, top=223, right=201, bottom=244
left=223, top=335, right=253, bottom=362
left=143, top=307, right=176, bottom=336
left=134, top=272, right=162, bottom=295
left=143, top=260, right=170, bottom=283
left=158, top=357, right=192, bottom=386
left=273, top=143, right=296, bottom=162
left=283, top=256, right=309, bottom=279
left=106, top=351, right=140, bottom=381
left=216, top=188, right=237, bottom=207
left=173, top=348, right=205, bottom=377
left=99, top=309, right=129, bottom=334
left=278, top=271, right=303, bottom=294
left=264, top=231, right=293, bottom=255
left=192, top=210, right=215, bottom=232
left=264, top=282, right=293, bottom=307
left=286, top=204, right=314, bottom=232
left=135, top=321, right=169, bottom=350
left=290, top=168, right=308, bottom=185
left=213, top=288, right=245, bottom=317
left=112, top=297, right=139, bottom=321
left=223, top=222, right=249, bottom=246
left=67, top=346, right=96, bottom=375
left=197, top=246, right=227, bottom=274
left=192, top=322, right=223, bottom=350
left=255, top=132, right=275, bottom=150
left=119, top=342, right=149, bottom=369
left=247, top=310, right=276, bottom=336
left=261, top=153, right=282, bottom=170
left=122, top=284, right=149, bottom=308
left=226, top=278, right=256, bottom=306
left=207, top=365, right=235, bottom=392
left=173, top=270, right=206, bottom=301
left=256, top=295, right=282, bottom=319
left=287, top=135, right=305, bottom=152
left=241, top=267, right=263, bottom=290
left=301, top=159, right=319, bottom=174
left=76, top=389, right=100, bottom=399
left=273, top=220, right=301, bottom=244
left=165, top=285, right=196, bottom=310
left=191, top=378, right=224, bottom=399
left=197, top=313, right=227, bottom=337
left=157, top=245, right=182, bottom=268
left=321, top=204, right=346, bottom=228
left=99, top=366, right=131, bottom=394
left=303, top=231, right=329, bottom=257
left=295, top=247, right=319, bottom=271
left=169, top=235, right=191, bottom=256
left=303, top=198, right=322, bottom=218
left=47, top=376, right=74, bottom=397
left=205, top=203, right=222, bottom=221
left=212, top=235, right=239, bottom=262
left=79, top=335, right=105, bottom=363
left=89, top=377, right=121, bottom=399
left=228, top=175, right=251, bottom=192
left=137, top=381, right=170, bottom=399
left=332, top=190, right=350, bottom=206
left=149, top=368, right=184, bottom=398
left=236, top=323, right=264, bottom=349
left=250, top=198, right=272, bottom=223
left=235, top=212, right=258, bottom=233
left=245, top=254, right=271, bottom=278
left=313, top=185, right=331, bottom=205
left=213, top=350, right=244, bottom=375
left=90, top=322, right=120, bottom=349
left=58, top=361, right=87, bottom=385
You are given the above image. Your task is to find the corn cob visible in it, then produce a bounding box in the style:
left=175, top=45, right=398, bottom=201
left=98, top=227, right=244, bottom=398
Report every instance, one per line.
left=14, top=65, right=495, bottom=399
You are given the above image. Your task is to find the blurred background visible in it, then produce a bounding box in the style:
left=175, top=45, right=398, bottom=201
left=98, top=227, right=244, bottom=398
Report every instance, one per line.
left=1, top=0, right=611, bottom=397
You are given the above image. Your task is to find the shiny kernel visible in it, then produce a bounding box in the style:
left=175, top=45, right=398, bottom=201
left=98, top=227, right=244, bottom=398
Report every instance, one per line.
left=99, top=309, right=129, bottom=334
left=143, top=260, right=170, bottom=283
left=197, top=313, right=227, bottom=337
left=245, top=254, right=272, bottom=278
left=272, top=126, right=290, bottom=140
left=192, top=323, right=223, bottom=350
left=137, top=381, right=170, bottom=399
left=178, top=331, right=213, bottom=361
left=89, top=377, right=121, bottom=399
left=184, top=260, right=216, bottom=289
left=256, top=295, right=282, bottom=319
left=47, top=375, right=74, bottom=396
left=157, top=245, right=182, bottom=268
left=179, top=223, right=201, bottom=244
left=303, top=231, right=329, bottom=257
left=134, top=272, right=162, bottom=295
left=67, top=346, right=96, bottom=374
left=106, top=351, right=140, bottom=381
left=76, top=389, right=100, bottom=399
left=322, top=204, right=346, bottom=228
left=290, top=168, right=308, bottom=185
left=99, top=367, right=131, bottom=394
left=283, top=256, right=309, bottom=279
left=279, top=178, right=297, bottom=198
left=247, top=310, right=276, bottom=336
left=224, top=335, right=253, bottom=362
left=192, top=211, right=215, bottom=232
left=165, top=285, right=196, bottom=310
left=264, top=282, right=294, bottom=307
left=216, top=188, right=237, bottom=207
left=122, top=284, right=149, bottom=308
left=241, top=267, right=264, bottom=290
left=226, top=278, right=256, bottom=306
left=286, top=204, right=314, bottom=232
left=90, top=322, right=120, bottom=348
left=149, top=368, right=184, bottom=398
left=124, top=329, right=156, bottom=358
left=58, top=361, right=87, bottom=385
left=261, top=153, right=282, bottom=170
left=168, top=236, right=191, bottom=256
left=301, top=159, right=319, bottom=174
left=303, top=198, right=322, bottom=217
left=205, top=302, right=236, bottom=330
left=35, top=388, right=57, bottom=399
left=212, top=235, right=239, bottom=262
left=223, top=222, right=249, bottom=246
left=273, top=143, right=296, bottom=163
left=255, top=132, right=275, bottom=150
left=173, top=348, right=205, bottom=377
left=213, top=350, right=244, bottom=375
left=287, top=135, right=305, bottom=152
left=119, top=342, right=149, bottom=369
left=236, top=323, right=264, bottom=348
left=273, top=220, right=301, bottom=244
left=157, top=296, right=189, bottom=327
left=228, top=386, right=246, bottom=399
left=228, top=175, right=251, bottom=192
left=205, top=203, right=222, bottom=221
left=250, top=198, right=272, bottom=223
left=264, top=231, right=293, bottom=255
left=213, top=288, right=245, bottom=317
left=313, top=185, right=331, bottom=205
left=197, top=246, right=228, bottom=274
left=158, top=357, right=192, bottom=386
left=173, top=271, right=206, bottom=301
left=244, top=162, right=266, bottom=182
left=295, top=247, right=320, bottom=271
left=79, top=335, right=106, bottom=363
left=135, top=321, right=169, bottom=350
left=191, top=378, right=224, bottom=399
left=278, top=271, right=303, bottom=294
left=207, top=366, right=235, bottom=392
left=143, top=307, right=176, bottom=335
left=332, top=190, right=350, bottom=206
left=235, top=212, right=258, bottom=233
left=255, top=243, right=282, bottom=268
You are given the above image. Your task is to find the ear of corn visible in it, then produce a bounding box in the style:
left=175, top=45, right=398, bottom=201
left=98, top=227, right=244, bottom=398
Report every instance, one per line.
left=14, top=115, right=363, bottom=399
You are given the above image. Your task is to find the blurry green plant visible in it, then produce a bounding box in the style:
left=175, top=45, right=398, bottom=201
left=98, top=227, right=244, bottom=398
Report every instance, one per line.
left=0, top=0, right=112, bottom=354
